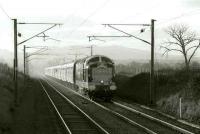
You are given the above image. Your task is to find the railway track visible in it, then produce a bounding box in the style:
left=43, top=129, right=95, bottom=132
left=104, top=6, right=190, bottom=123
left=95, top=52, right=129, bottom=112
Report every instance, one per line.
left=43, top=76, right=198, bottom=134
left=42, top=77, right=152, bottom=134
left=111, top=101, right=200, bottom=134
left=39, top=80, right=109, bottom=134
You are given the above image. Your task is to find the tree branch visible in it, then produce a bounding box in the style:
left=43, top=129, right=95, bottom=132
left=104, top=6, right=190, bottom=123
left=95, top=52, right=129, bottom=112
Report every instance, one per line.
left=185, top=38, right=196, bottom=46
left=188, top=41, right=200, bottom=63
left=160, top=45, right=183, bottom=55
left=163, top=24, right=199, bottom=68
left=163, top=40, right=182, bottom=47
left=186, top=45, right=199, bottom=53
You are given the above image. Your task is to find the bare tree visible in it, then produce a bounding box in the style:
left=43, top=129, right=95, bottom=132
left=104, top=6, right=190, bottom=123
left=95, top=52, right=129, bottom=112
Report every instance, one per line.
left=161, top=24, right=200, bottom=71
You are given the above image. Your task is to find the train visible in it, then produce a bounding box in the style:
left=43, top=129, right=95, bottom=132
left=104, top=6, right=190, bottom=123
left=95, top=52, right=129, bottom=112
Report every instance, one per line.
left=44, top=55, right=117, bottom=101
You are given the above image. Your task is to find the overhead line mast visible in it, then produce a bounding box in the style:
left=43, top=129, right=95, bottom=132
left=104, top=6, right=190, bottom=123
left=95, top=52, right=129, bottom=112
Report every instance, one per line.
left=13, top=19, right=62, bottom=106
left=88, top=19, right=156, bottom=105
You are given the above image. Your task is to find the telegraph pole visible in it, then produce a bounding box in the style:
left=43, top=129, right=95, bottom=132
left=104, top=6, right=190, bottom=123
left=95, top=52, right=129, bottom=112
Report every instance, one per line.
left=12, top=20, right=61, bottom=106
left=150, top=19, right=155, bottom=105
left=13, top=19, right=18, bottom=106
left=24, top=46, right=48, bottom=76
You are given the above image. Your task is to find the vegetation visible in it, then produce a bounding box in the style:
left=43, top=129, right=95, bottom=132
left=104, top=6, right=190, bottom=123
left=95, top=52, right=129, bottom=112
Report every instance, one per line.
left=161, top=24, right=200, bottom=71
left=156, top=70, right=200, bottom=123
left=0, top=64, right=14, bottom=133
left=0, top=63, right=25, bottom=133
left=115, top=61, right=200, bottom=125
left=115, top=73, right=150, bottom=104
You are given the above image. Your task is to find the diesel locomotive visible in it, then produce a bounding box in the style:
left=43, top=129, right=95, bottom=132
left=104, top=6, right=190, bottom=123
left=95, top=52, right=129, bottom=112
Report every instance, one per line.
left=45, top=55, right=117, bottom=101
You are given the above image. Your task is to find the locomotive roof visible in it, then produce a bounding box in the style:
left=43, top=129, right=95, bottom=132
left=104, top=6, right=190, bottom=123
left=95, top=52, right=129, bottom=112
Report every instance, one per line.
left=76, top=55, right=114, bottom=64
left=45, top=62, right=75, bottom=69
left=45, top=55, right=114, bottom=70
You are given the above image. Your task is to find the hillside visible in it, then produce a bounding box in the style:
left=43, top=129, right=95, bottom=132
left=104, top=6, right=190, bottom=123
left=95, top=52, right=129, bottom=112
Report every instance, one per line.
left=0, top=49, right=13, bottom=66
left=1, top=45, right=200, bottom=76
left=42, top=45, right=186, bottom=64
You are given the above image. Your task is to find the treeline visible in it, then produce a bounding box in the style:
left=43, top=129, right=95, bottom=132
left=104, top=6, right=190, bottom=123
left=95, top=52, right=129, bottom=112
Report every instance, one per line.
left=115, top=61, right=200, bottom=76
left=114, top=60, right=200, bottom=124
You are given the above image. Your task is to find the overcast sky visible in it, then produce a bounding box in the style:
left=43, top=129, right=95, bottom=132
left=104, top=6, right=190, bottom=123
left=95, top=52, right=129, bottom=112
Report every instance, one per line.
left=0, top=0, right=200, bottom=54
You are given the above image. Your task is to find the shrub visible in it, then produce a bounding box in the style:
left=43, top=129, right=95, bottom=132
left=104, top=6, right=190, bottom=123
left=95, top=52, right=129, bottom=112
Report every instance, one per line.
left=115, top=73, right=150, bottom=104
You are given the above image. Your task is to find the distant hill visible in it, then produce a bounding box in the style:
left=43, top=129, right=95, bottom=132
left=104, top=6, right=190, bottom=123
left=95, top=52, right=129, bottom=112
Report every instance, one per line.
left=1, top=45, right=200, bottom=76
left=44, top=45, right=187, bottom=64
left=94, top=45, right=151, bottom=61
left=0, top=49, right=13, bottom=66
left=0, top=49, right=23, bottom=71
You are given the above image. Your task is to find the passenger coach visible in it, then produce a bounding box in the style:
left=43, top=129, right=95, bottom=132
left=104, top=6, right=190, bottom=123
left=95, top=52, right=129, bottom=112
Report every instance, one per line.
left=45, top=55, right=116, bottom=101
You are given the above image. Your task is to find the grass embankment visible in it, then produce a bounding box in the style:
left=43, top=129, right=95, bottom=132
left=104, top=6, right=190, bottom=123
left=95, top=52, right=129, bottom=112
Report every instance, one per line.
left=115, top=70, right=200, bottom=125
left=156, top=70, right=200, bottom=124
left=115, top=73, right=150, bottom=104
left=0, top=63, right=25, bottom=134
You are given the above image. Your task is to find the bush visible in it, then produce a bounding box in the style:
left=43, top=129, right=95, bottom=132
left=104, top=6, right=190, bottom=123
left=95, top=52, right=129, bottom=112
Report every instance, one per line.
left=157, top=93, right=180, bottom=117
left=0, top=87, right=14, bottom=131
left=157, top=91, right=200, bottom=124
left=115, top=73, right=150, bottom=104
left=156, top=69, right=200, bottom=125
left=115, top=68, right=200, bottom=124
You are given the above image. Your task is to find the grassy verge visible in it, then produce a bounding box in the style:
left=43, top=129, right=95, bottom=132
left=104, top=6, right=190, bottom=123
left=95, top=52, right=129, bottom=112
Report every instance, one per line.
left=115, top=69, right=200, bottom=125
left=0, top=63, right=25, bottom=133
left=156, top=73, right=200, bottom=124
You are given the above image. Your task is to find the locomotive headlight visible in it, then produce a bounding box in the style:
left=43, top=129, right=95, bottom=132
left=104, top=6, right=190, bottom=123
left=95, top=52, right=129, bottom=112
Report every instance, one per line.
left=89, top=85, right=95, bottom=90
left=110, top=85, right=117, bottom=90
left=100, top=80, right=104, bottom=84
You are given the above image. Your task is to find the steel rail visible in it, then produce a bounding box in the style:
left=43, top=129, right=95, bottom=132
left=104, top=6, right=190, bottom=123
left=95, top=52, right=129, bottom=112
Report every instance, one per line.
left=43, top=78, right=110, bottom=134
left=112, top=101, right=195, bottom=134
left=44, top=77, right=157, bottom=134
left=39, top=80, right=72, bottom=134
left=45, top=76, right=197, bottom=134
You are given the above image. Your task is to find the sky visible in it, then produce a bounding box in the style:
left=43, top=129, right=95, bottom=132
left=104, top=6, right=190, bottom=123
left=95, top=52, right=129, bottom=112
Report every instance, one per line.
left=0, top=0, right=200, bottom=54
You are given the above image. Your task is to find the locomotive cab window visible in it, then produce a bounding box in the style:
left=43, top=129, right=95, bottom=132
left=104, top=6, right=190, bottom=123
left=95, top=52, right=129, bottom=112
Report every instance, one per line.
left=88, top=57, right=99, bottom=64
left=101, top=57, right=112, bottom=63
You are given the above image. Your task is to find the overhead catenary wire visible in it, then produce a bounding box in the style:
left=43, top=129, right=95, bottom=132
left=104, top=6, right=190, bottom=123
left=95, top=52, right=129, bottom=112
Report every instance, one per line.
left=64, top=1, right=159, bottom=50
left=81, top=1, right=160, bottom=46
left=0, top=4, right=11, bottom=20
left=149, top=9, right=200, bottom=69
left=67, top=0, right=111, bottom=36
left=158, top=8, right=200, bottom=26
left=138, top=8, right=200, bottom=34
left=126, top=8, right=200, bottom=61
left=103, top=2, right=161, bottom=41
